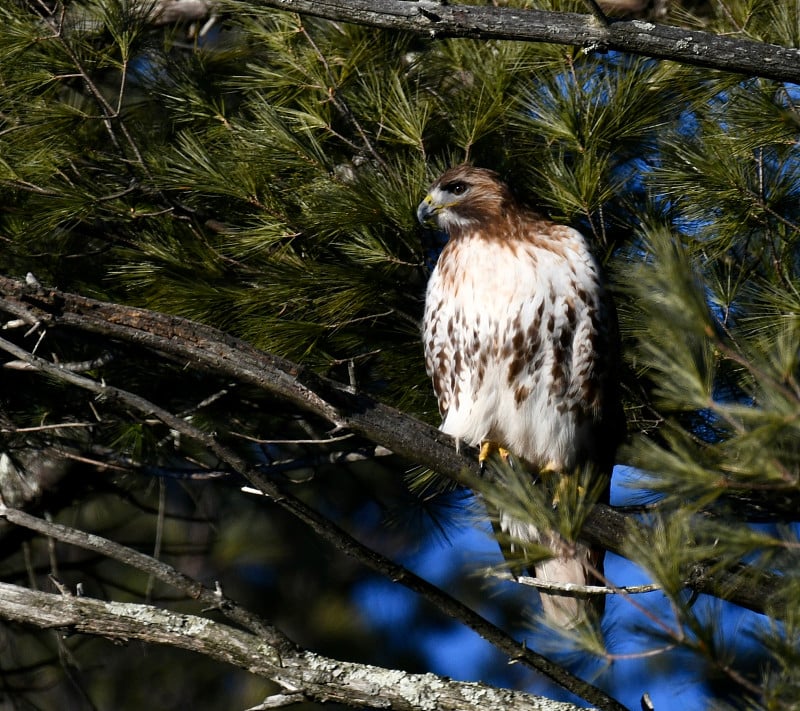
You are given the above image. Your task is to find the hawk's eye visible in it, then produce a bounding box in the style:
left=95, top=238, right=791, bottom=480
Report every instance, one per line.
left=444, top=181, right=468, bottom=196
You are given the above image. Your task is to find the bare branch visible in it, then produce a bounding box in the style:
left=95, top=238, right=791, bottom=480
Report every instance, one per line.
left=581, top=0, right=610, bottom=27
left=0, top=580, right=592, bottom=711
left=3, top=352, right=114, bottom=372
left=491, top=570, right=662, bottom=597
left=0, top=506, right=287, bottom=647
left=243, top=0, right=800, bottom=84
left=0, top=421, right=95, bottom=434
left=246, top=694, right=307, bottom=710
left=0, top=276, right=784, bottom=618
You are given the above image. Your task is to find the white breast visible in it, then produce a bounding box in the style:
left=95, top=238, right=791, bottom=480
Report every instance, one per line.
left=423, top=229, right=603, bottom=471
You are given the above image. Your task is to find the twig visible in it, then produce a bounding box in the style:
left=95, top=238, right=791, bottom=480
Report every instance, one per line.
left=246, top=694, right=307, bottom=710
left=0, top=506, right=288, bottom=649
left=298, top=24, right=389, bottom=170
left=3, top=352, right=114, bottom=373
left=1, top=422, right=95, bottom=434
left=581, top=0, right=609, bottom=26
left=145, top=478, right=167, bottom=603
left=0, top=334, right=625, bottom=711
left=231, top=431, right=355, bottom=445
left=236, top=445, right=392, bottom=479
left=492, top=570, right=661, bottom=597
left=0, top=276, right=784, bottom=618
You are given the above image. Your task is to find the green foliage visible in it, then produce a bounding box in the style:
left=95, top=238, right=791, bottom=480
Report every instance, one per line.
left=1, top=0, right=800, bottom=708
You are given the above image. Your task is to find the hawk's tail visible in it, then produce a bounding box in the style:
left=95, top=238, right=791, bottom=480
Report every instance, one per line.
left=535, top=537, right=604, bottom=628
left=498, top=512, right=604, bottom=628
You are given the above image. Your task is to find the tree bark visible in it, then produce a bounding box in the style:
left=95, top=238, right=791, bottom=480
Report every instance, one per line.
left=0, top=275, right=784, bottom=619
left=250, top=0, right=800, bottom=84
left=0, top=581, right=587, bottom=711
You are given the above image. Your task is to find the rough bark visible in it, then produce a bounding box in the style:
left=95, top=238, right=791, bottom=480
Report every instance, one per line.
left=0, top=581, right=587, bottom=711
left=125, top=0, right=800, bottom=84
left=0, top=275, right=783, bottom=619
left=249, top=0, right=800, bottom=84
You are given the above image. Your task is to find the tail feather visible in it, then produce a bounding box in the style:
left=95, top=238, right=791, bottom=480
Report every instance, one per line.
left=499, top=513, right=604, bottom=628
left=535, top=540, right=602, bottom=628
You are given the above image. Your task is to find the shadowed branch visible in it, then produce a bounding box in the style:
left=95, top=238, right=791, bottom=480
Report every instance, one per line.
left=0, top=579, right=591, bottom=711
left=0, top=274, right=783, bottom=622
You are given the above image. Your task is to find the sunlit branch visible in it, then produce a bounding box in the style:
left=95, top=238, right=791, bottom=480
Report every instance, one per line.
left=492, top=570, right=661, bottom=597
left=0, top=580, right=597, bottom=711
left=243, top=0, right=800, bottom=84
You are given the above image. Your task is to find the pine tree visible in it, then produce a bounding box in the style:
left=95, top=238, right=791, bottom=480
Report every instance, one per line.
left=0, top=0, right=799, bottom=709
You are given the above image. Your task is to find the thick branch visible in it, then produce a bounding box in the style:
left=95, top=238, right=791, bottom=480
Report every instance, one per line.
left=0, top=581, right=586, bottom=711
left=246, top=0, right=800, bottom=84
left=0, top=276, right=783, bottom=618
left=0, top=329, right=622, bottom=710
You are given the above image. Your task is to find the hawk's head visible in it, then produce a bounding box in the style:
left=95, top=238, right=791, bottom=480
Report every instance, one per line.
left=417, top=165, right=514, bottom=233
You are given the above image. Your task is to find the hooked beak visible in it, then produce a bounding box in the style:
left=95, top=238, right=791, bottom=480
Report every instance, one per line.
left=417, top=194, right=438, bottom=227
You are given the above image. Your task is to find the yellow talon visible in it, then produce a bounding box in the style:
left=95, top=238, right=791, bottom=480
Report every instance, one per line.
left=551, top=473, right=586, bottom=510
left=540, top=460, right=560, bottom=476
left=479, top=441, right=512, bottom=471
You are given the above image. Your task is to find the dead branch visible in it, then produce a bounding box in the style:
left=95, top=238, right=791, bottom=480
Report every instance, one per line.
left=0, top=506, right=288, bottom=647
left=0, top=581, right=589, bottom=711
left=247, top=0, right=800, bottom=84
left=0, top=275, right=783, bottom=619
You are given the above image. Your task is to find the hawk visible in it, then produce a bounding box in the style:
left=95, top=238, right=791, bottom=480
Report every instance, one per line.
left=418, top=165, right=623, bottom=627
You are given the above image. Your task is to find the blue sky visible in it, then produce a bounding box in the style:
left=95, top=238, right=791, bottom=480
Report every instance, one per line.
left=351, top=464, right=772, bottom=710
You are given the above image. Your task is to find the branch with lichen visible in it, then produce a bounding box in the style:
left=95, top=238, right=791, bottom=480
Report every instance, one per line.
left=239, top=0, right=800, bottom=84
left=0, top=577, right=589, bottom=711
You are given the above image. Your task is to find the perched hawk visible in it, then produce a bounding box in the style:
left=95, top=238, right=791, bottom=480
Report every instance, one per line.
left=418, top=165, right=623, bottom=627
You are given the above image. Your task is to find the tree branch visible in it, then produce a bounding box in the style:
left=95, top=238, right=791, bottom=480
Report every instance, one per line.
left=0, top=275, right=784, bottom=619
left=0, top=506, right=289, bottom=649
left=0, top=581, right=588, bottom=711
left=581, top=0, right=610, bottom=27
left=244, top=0, right=800, bottom=84
left=0, top=328, right=624, bottom=711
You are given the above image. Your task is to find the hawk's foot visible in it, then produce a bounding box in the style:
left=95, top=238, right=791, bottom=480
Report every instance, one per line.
left=479, top=441, right=512, bottom=473
left=551, top=472, right=586, bottom=510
